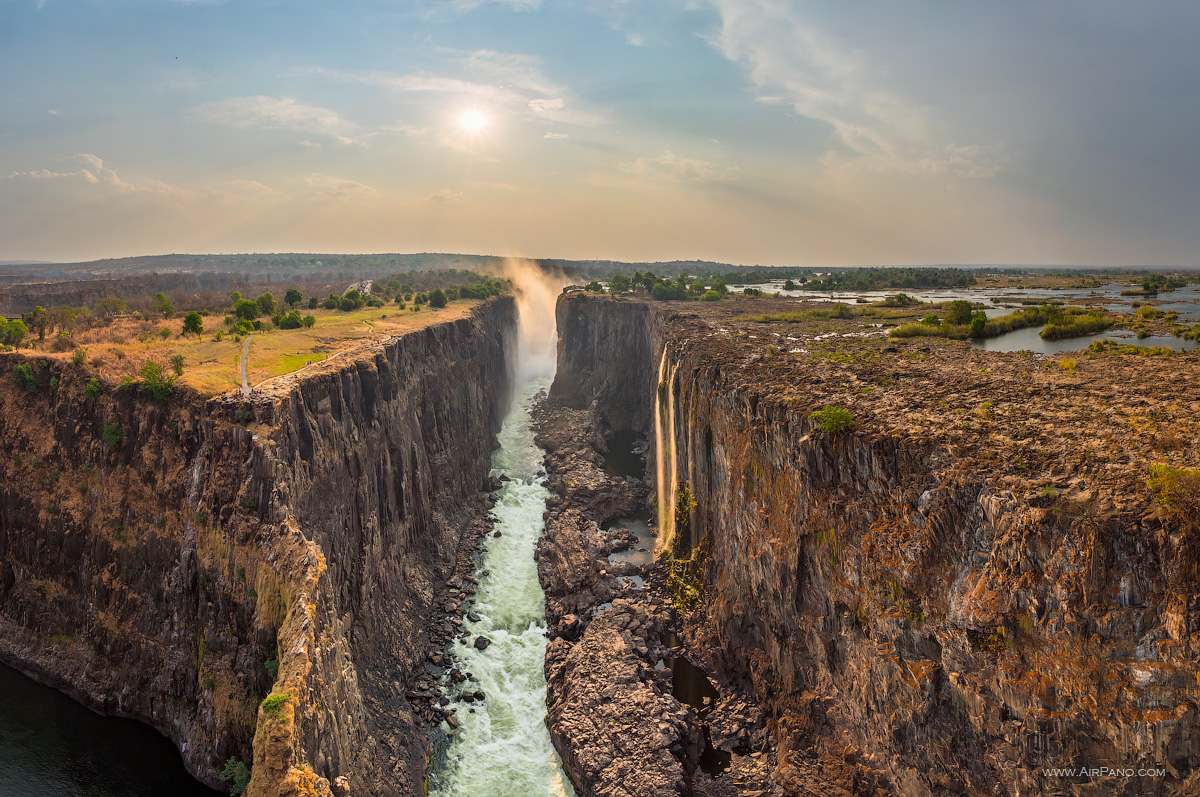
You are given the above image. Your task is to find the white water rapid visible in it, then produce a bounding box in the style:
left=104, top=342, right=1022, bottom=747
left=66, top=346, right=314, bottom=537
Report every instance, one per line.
left=430, top=262, right=574, bottom=796
left=429, top=376, right=574, bottom=797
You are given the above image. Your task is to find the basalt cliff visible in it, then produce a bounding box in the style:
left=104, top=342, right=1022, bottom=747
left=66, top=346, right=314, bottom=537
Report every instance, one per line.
left=539, top=293, right=1200, bottom=797
left=0, top=298, right=517, bottom=796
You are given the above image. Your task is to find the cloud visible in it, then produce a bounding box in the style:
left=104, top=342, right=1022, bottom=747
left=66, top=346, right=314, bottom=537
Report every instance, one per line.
left=704, top=0, right=999, bottom=177
left=618, top=151, right=738, bottom=183
left=311, top=53, right=607, bottom=128
left=47, top=109, right=61, bottom=115
left=427, top=188, right=462, bottom=202
left=193, top=96, right=358, bottom=143
left=528, top=98, right=564, bottom=112
left=543, top=132, right=570, bottom=139
left=304, top=174, right=377, bottom=198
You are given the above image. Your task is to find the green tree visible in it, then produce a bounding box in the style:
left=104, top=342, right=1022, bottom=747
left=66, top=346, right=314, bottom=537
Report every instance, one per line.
left=254, top=293, right=277, bottom=317
left=153, top=292, right=174, bottom=318
left=428, top=289, right=448, bottom=308
left=102, top=424, right=123, bottom=450
left=221, top=758, right=251, bottom=797
left=583, top=281, right=603, bottom=292
left=96, top=297, right=128, bottom=316
left=234, top=299, right=259, bottom=321
left=169, top=353, right=186, bottom=376
left=11, top=363, right=37, bottom=393
left=783, top=279, right=797, bottom=290
left=139, top=360, right=175, bottom=401
left=229, top=291, right=243, bottom=305
left=6, top=319, right=28, bottom=348
left=608, top=274, right=631, bottom=294
left=29, top=306, right=48, bottom=341
left=301, top=315, right=316, bottom=328
left=284, top=288, right=302, bottom=308
left=183, top=311, right=204, bottom=338
left=945, top=300, right=973, bottom=326
left=701, top=290, right=721, bottom=302
left=85, top=378, right=101, bottom=399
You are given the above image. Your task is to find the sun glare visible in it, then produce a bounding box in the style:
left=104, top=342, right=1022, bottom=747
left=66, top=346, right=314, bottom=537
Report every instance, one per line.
left=460, top=110, right=488, bottom=132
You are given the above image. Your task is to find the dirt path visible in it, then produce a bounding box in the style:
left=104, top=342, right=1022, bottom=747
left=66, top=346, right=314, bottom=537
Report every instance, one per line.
left=240, top=335, right=253, bottom=396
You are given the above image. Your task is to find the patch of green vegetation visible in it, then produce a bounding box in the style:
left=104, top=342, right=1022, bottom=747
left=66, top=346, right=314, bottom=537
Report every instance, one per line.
left=11, top=362, right=37, bottom=393
left=221, top=757, right=251, bottom=797
left=809, top=405, right=855, bottom=434
left=1147, top=464, right=1200, bottom=533
left=260, top=692, right=291, bottom=718
left=101, top=424, right=123, bottom=450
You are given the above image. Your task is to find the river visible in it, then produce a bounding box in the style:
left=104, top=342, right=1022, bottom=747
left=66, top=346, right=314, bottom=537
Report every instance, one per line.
left=427, top=375, right=574, bottom=797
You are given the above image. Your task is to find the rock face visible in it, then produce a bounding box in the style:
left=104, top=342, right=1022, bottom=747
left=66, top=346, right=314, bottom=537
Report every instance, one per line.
left=0, top=298, right=518, bottom=795
left=545, top=598, right=700, bottom=797
left=552, top=292, right=1200, bottom=796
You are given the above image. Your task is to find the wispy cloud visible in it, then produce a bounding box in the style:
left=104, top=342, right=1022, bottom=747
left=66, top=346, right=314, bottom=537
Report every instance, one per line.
left=704, top=0, right=999, bottom=177
left=193, top=95, right=358, bottom=144
left=543, top=132, right=570, bottom=140
left=304, top=174, right=377, bottom=198
left=619, top=151, right=738, bottom=183
left=309, top=51, right=607, bottom=129
left=427, top=187, right=462, bottom=202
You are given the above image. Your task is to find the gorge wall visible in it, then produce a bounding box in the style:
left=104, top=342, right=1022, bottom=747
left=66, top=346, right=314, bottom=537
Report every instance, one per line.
left=0, top=297, right=517, bottom=796
left=550, top=293, right=1200, bottom=796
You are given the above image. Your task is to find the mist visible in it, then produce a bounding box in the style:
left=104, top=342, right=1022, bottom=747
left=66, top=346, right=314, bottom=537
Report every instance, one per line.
left=502, top=258, right=572, bottom=382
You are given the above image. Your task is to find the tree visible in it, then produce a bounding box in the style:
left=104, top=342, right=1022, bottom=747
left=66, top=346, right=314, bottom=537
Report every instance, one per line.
left=139, top=360, right=176, bottom=401
left=221, top=757, right=251, bottom=797
left=6, top=319, right=28, bottom=348
left=308, top=297, right=319, bottom=309
left=183, top=311, right=204, bottom=338
left=169, top=353, right=186, bottom=376
left=428, top=289, right=448, bottom=309
left=229, top=291, right=243, bottom=305
left=96, top=297, right=128, bottom=316
left=945, top=300, right=973, bottom=326
left=301, top=315, right=316, bottom=328
left=153, top=292, right=174, bottom=318
left=584, top=281, right=603, bottom=293
left=29, top=306, right=48, bottom=341
left=783, top=279, right=797, bottom=291
left=235, top=299, right=259, bottom=321
left=608, top=274, right=631, bottom=294
left=284, top=288, right=302, bottom=308
left=255, top=293, right=277, bottom=317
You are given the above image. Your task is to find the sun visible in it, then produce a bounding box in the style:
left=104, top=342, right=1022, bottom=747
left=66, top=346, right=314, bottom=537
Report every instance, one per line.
left=460, top=110, right=488, bottom=132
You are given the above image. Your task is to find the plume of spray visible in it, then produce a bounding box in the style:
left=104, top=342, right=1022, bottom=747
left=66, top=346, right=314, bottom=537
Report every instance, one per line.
left=501, top=258, right=572, bottom=382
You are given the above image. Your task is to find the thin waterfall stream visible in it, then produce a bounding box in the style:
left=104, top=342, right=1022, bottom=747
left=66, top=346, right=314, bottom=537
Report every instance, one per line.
left=428, top=374, right=574, bottom=797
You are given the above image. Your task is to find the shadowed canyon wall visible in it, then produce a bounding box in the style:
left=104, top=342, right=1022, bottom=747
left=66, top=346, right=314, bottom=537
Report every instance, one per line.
left=0, top=298, right=517, bottom=796
left=552, top=293, right=1200, bottom=796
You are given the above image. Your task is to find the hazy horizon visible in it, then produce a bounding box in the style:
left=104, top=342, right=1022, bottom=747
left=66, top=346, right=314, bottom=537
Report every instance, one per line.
left=3, top=1, right=1198, bottom=267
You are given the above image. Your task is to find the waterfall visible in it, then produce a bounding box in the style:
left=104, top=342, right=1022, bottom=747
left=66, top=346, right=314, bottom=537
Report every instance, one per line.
left=654, top=349, right=680, bottom=554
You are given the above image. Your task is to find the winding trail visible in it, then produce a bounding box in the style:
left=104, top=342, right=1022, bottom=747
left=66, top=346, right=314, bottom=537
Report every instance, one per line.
left=239, top=334, right=253, bottom=396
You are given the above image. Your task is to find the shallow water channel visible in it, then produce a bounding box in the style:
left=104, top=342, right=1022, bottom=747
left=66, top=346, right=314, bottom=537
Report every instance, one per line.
left=428, top=375, right=574, bottom=797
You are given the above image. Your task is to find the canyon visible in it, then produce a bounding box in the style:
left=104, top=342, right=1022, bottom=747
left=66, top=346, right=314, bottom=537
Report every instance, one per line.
left=3, top=286, right=1200, bottom=796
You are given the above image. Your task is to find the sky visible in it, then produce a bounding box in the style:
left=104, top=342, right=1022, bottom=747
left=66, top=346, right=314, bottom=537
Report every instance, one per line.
left=1, top=0, right=1198, bottom=267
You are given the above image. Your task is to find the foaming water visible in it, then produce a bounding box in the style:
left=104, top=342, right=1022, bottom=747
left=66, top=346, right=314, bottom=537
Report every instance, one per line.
left=429, top=376, right=574, bottom=797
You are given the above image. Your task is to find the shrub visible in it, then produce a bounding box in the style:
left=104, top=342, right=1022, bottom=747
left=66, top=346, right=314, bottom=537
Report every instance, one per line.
left=278, top=310, right=303, bottom=329
left=11, top=363, right=37, bottom=393
left=169, top=353, right=186, bottom=376
left=1060, top=358, right=1078, bottom=374
left=234, top=299, right=259, bottom=321
left=1147, top=464, right=1200, bottom=533
left=213, top=330, right=224, bottom=342
left=302, top=315, right=316, bottom=328
left=428, top=289, right=448, bottom=308
left=945, top=300, right=973, bottom=325
left=72, top=348, right=87, bottom=366
left=308, top=297, right=319, bottom=309
left=102, top=425, right=123, bottom=450
left=139, top=360, right=175, bottom=401
left=183, top=311, right=203, bottom=338
left=235, top=405, right=254, bottom=425
left=264, top=659, right=279, bottom=678
left=920, top=314, right=941, bottom=326
left=260, top=692, right=290, bottom=718
left=221, top=757, right=251, bottom=797
left=255, top=293, right=278, bottom=317
left=284, top=288, right=302, bottom=308
left=809, top=405, right=855, bottom=434
left=701, top=290, right=721, bottom=302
